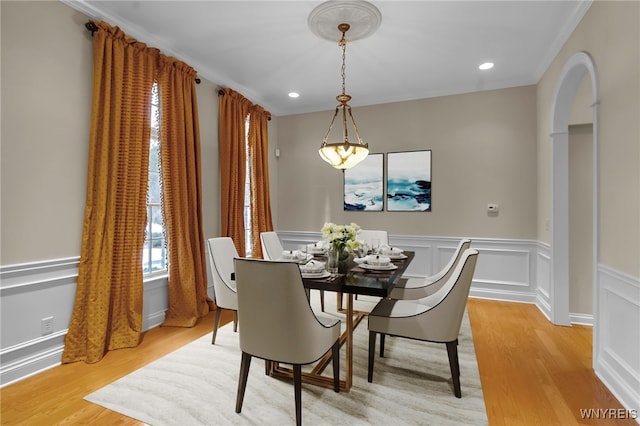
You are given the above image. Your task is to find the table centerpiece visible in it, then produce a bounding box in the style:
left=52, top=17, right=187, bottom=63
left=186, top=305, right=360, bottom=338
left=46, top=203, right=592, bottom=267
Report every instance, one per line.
left=321, top=222, right=363, bottom=274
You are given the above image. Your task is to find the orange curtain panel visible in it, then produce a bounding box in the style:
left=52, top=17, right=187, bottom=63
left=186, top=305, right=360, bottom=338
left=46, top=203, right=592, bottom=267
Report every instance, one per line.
left=63, top=22, right=158, bottom=363
left=218, top=88, right=251, bottom=255
left=248, top=104, right=274, bottom=259
left=64, top=21, right=209, bottom=362
left=158, top=58, right=213, bottom=327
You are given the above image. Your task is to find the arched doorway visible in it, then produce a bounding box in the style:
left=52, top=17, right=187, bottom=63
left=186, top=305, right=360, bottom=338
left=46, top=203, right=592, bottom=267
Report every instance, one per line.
left=549, top=52, right=599, bottom=350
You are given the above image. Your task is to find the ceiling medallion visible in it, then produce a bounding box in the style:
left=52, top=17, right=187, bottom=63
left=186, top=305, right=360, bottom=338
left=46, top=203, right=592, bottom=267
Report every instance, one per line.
left=308, top=0, right=382, bottom=42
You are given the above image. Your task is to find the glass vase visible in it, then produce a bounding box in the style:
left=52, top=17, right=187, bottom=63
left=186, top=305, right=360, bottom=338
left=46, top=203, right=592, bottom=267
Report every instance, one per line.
left=327, top=246, right=340, bottom=276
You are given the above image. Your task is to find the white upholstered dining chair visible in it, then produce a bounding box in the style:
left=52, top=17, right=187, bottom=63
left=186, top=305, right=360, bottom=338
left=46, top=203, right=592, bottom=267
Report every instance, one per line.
left=259, top=231, right=284, bottom=261
left=233, top=258, right=341, bottom=426
left=367, top=248, right=479, bottom=398
left=206, top=237, right=239, bottom=345
left=261, top=231, right=325, bottom=312
left=358, top=229, right=389, bottom=251
left=389, top=238, right=472, bottom=300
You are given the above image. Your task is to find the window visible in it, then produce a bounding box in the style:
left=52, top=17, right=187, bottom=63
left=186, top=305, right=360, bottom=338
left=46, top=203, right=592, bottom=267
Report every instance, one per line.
left=143, top=83, right=167, bottom=273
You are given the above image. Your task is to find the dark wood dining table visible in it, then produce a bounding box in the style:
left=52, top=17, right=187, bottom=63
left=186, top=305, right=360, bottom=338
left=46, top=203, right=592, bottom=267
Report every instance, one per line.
left=270, top=251, right=414, bottom=392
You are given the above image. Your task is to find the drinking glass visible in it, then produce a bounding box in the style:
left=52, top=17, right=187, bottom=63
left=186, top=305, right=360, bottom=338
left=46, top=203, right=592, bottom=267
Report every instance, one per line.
left=327, top=247, right=339, bottom=276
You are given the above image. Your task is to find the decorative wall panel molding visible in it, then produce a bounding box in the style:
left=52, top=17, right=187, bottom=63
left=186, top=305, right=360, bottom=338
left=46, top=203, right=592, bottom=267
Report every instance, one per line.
left=535, top=243, right=552, bottom=320
left=0, top=259, right=172, bottom=387
left=280, top=232, right=540, bottom=304
left=595, top=265, right=640, bottom=413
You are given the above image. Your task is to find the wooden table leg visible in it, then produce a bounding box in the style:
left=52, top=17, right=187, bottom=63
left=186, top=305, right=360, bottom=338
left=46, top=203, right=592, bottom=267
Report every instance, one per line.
left=346, top=292, right=353, bottom=390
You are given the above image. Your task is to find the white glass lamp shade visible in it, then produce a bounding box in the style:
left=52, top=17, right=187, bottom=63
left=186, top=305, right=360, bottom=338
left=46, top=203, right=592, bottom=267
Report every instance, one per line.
left=318, top=143, right=369, bottom=170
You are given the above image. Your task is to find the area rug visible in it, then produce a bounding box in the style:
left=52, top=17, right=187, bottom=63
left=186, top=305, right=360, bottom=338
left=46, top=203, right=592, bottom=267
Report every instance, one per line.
left=85, top=295, right=487, bottom=425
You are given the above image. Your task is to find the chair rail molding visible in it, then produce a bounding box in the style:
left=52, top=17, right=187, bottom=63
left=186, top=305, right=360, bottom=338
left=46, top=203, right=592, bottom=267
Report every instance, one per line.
left=0, top=258, right=172, bottom=387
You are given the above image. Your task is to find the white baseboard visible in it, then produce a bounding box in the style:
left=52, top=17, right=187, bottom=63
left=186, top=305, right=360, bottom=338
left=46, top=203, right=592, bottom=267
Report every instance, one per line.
left=569, top=312, right=594, bottom=326
left=0, top=260, right=169, bottom=387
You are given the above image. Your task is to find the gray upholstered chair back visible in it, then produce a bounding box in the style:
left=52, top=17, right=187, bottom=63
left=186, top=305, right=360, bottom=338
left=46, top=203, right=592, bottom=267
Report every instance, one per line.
left=369, top=248, right=479, bottom=343
left=207, top=237, right=239, bottom=311
left=422, top=248, right=479, bottom=341
left=430, top=238, right=472, bottom=285
left=367, top=249, right=479, bottom=397
left=234, top=258, right=340, bottom=364
left=389, top=238, right=471, bottom=299
left=259, top=231, right=283, bottom=260
left=206, top=237, right=240, bottom=344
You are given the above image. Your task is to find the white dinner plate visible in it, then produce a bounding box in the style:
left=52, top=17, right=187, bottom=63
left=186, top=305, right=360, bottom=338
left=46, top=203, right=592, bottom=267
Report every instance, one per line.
left=360, top=263, right=398, bottom=271
left=387, top=253, right=408, bottom=260
left=301, top=270, right=331, bottom=279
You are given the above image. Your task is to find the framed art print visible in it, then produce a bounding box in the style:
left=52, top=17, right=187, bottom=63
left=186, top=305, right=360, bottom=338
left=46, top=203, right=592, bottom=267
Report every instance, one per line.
left=386, top=150, right=431, bottom=211
left=343, top=153, right=384, bottom=211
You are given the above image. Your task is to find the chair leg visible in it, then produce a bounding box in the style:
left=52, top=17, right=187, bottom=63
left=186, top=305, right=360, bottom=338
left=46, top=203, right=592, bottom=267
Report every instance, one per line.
left=320, top=290, right=325, bottom=312
left=212, top=308, right=222, bottom=344
left=331, top=340, right=340, bottom=392
left=368, top=330, right=376, bottom=382
left=293, top=364, right=302, bottom=426
left=235, top=352, right=252, bottom=413
left=233, top=311, right=238, bottom=332
left=446, top=340, right=462, bottom=398
left=380, top=333, right=386, bottom=357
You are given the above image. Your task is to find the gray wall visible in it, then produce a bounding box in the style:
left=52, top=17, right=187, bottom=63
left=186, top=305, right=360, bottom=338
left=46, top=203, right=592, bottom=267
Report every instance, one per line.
left=0, top=1, right=224, bottom=265
left=536, top=0, right=639, bottom=278
left=1, top=1, right=92, bottom=264
left=569, top=124, right=594, bottom=315
left=274, top=86, right=538, bottom=240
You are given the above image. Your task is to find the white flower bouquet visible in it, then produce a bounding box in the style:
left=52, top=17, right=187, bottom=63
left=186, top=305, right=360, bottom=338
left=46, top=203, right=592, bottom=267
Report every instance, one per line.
left=321, top=222, right=363, bottom=254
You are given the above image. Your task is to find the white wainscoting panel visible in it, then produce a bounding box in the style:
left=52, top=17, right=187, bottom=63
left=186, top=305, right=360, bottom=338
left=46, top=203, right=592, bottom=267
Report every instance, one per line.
left=536, top=243, right=552, bottom=320
left=595, top=265, right=640, bottom=414
left=0, top=258, right=79, bottom=386
left=0, top=259, right=170, bottom=387
left=279, top=232, right=540, bottom=304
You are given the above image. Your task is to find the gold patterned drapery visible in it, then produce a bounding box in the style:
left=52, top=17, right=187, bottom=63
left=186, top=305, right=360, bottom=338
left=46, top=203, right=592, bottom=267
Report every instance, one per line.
left=63, top=22, right=158, bottom=363
left=218, top=89, right=273, bottom=257
left=158, top=58, right=213, bottom=327
left=248, top=104, right=273, bottom=259
left=218, top=88, right=251, bottom=255
left=63, top=21, right=210, bottom=363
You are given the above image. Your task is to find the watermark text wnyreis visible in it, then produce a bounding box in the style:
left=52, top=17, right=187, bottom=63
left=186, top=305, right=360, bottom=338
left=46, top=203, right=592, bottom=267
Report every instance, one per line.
left=579, top=408, right=638, bottom=420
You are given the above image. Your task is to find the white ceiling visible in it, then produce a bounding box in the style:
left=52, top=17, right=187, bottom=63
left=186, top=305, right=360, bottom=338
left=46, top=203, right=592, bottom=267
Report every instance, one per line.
left=67, top=1, right=592, bottom=116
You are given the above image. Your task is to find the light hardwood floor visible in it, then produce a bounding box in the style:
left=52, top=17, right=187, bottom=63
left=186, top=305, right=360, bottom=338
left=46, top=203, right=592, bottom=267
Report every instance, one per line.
left=1, top=299, right=634, bottom=425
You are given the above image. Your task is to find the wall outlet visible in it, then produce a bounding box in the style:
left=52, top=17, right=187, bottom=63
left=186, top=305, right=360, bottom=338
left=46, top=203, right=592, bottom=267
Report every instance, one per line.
left=41, top=316, right=54, bottom=335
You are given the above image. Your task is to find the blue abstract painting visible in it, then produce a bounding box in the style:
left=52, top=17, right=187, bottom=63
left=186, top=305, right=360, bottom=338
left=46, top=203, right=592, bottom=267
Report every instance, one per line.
left=343, top=153, right=384, bottom=211
left=386, top=150, right=431, bottom=212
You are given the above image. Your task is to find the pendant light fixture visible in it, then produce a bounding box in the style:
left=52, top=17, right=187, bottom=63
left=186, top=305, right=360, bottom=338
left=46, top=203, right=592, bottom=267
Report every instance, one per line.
left=309, top=0, right=381, bottom=170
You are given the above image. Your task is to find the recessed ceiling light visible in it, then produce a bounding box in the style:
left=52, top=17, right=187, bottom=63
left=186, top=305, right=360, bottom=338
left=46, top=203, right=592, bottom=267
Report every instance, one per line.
left=479, top=62, right=494, bottom=70
left=288, top=92, right=300, bottom=98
